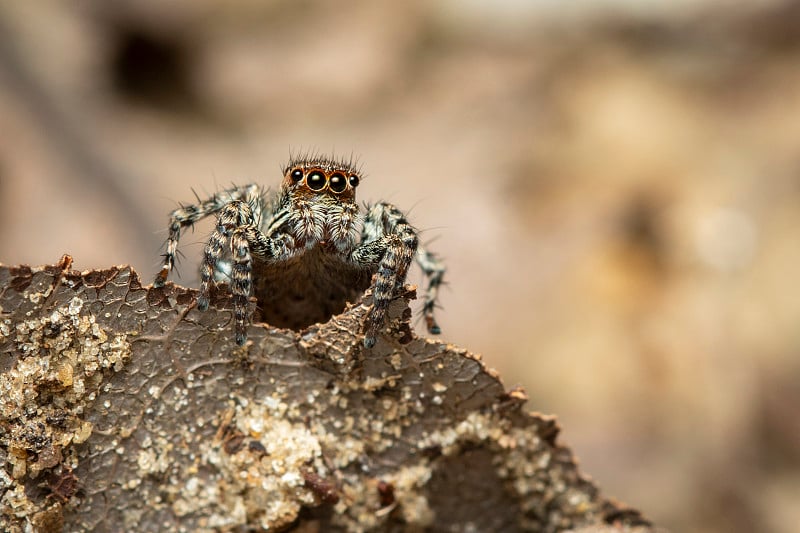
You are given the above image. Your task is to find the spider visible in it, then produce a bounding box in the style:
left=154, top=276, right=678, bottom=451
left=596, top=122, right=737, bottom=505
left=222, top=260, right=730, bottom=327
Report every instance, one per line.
left=153, top=154, right=445, bottom=348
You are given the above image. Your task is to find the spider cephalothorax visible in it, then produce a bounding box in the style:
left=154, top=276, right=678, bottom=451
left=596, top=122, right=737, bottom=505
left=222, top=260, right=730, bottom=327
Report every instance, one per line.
left=154, top=154, right=444, bottom=348
left=283, top=159, right=360, bottom=200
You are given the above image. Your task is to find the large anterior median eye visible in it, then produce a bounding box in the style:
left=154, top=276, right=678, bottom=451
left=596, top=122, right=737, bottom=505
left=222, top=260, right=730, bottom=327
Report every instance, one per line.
left=307, top=171, right=326, bottom=191
left=329, top=173, right=347, bottom=193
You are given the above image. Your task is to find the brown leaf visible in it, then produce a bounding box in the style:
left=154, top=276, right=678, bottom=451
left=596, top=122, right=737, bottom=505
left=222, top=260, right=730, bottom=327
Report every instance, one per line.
left=0, top=258, right=654, bottom=532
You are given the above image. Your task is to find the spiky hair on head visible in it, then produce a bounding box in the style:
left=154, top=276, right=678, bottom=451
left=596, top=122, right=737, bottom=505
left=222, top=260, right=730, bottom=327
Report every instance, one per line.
left=283, top=150, right=364, bottom=179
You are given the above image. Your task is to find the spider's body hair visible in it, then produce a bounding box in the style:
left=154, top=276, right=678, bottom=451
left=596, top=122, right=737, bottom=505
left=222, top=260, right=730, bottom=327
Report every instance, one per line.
left=154, top=155, right=444, bottom=347
left=282, top=152, right=363, bottom=180
left=251, top=184, right=372, bottom=329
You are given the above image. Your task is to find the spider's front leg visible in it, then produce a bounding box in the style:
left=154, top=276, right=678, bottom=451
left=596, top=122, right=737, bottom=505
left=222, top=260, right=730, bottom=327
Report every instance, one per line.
left=198, top=200, right=293, bottom=345
left=154, top=184, right=262, bottom=287
left=353, top=203, right=419, bottom=348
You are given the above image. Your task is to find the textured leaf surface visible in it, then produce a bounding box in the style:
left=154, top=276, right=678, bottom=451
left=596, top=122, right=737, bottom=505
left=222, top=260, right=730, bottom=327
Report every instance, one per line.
left=0, top=257, right=654, bottom=532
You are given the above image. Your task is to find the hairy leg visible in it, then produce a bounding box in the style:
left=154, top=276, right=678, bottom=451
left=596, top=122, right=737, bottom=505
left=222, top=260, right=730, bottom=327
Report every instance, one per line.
left=415, top=244, right=445, bottom=334
left=198, top=199, right=298, bottom=344
left=154, top=184, right=262, bottom=286
left=229, top=229, right=252, bottom=345
left=353, top=203, right=418, bottom=347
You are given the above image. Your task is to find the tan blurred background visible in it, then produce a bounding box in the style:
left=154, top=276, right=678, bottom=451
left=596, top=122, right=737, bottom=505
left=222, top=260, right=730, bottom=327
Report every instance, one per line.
left=1, top=1, right=799, bottom=531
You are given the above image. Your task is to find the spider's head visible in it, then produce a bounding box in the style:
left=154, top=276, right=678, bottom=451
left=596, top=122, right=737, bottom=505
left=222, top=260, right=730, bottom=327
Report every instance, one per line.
left=282, top=156, right=361, bottom=202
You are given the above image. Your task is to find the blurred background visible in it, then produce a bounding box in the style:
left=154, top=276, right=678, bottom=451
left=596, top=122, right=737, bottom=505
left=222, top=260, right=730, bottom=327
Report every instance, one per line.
left=1, top=1, right=799, bottom=531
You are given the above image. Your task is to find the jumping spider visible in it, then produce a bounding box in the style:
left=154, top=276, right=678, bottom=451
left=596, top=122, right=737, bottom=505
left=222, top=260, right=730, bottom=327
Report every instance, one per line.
left=154, top=155, right=445, bottom=348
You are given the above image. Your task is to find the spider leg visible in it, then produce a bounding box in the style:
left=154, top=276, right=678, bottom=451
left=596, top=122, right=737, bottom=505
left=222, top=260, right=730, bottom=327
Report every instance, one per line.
left=154, top=184, right=261, bottom=287
left=197, top=225, right=228, bottom=311
left=229, top=228, right=252, bottom=345
left=353, top=203, right=418, bottom=348
left=415, top=244, right=445, bottom=335
left=198, top=199, right=297, bottom=345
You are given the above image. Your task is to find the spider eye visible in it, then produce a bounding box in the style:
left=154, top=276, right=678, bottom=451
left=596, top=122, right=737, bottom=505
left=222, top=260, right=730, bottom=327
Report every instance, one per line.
left=290, top=169, right=303, bottom=182
left=349, top=175, right=360, bottom=188
left=307, top=171, right=326, bottom=191
left=329, top=173, right=347, bottom=193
